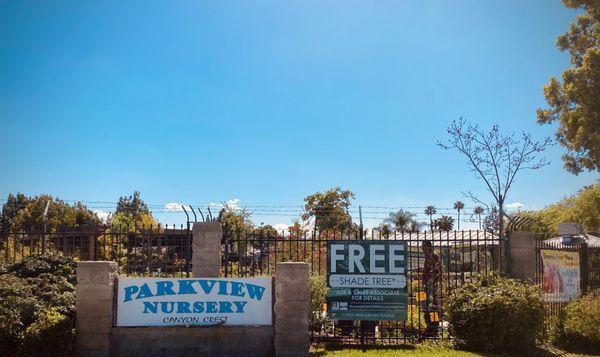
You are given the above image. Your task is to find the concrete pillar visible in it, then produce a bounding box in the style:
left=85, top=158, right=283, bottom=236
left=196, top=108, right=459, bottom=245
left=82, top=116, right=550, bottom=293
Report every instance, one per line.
left=76, top=261, right=118, bottom=357
left=508, top=231, right=536, bottom=281
left=191, top=222, right=222, bottom=277
left=87, top=235, right=96, bottom=260
left=274, top=262, right=309, bottom=357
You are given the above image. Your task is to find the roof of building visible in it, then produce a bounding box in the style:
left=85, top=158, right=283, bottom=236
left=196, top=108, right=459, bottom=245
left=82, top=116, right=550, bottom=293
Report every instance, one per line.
left=378, top=230, right=500, bottom=246
left=545, top=233, right=600, bottom=248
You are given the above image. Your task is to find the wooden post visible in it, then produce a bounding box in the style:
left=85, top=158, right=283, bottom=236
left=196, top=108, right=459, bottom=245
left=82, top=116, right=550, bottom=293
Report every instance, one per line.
left=580, top=242, right=589, bottom=295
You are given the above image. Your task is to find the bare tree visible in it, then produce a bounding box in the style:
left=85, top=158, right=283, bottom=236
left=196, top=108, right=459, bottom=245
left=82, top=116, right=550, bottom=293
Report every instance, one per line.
left=438, top=117, right=552, bottom=239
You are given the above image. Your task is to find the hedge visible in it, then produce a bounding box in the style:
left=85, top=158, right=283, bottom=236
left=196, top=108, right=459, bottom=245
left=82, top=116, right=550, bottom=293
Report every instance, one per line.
left=0, top=255, right=76, bottom=356
left=446, top=274, right=544, bottom=353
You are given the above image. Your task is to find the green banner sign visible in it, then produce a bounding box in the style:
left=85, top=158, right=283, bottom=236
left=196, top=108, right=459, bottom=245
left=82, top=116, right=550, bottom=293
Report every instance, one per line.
left=327, top=241, right=408, bottom=321
left=327, top=288, right=407, bottom=304
left=332, top=310, right=407, bottom=321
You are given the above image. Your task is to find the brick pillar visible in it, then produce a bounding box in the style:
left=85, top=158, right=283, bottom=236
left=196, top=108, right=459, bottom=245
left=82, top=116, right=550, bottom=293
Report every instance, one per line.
left=76, top=261, right=118, bottom=357
left=87, top=235, right=96, bottom=260
left=508, top=231, right=536, bottom=281
left=191, top=222, right=222, bottom=277
left=275, top=262, right=309, bottom=357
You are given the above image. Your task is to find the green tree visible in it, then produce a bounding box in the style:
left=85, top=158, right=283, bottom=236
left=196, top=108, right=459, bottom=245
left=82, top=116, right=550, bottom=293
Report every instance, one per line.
left=110, top=191, right=156, bottom=230
left=4, top=195, right=99, bottom=232
left=516, top=183, right=600, bottom=234
left=537, top=0, right=600, bottom=174
left=253, top=224, right=278, bottom=238
left=454, top=201, right=465, bottom=230
left=220, top=206, right=254, bottom=236
left=0, top=193, right=31, bottom=237
left=473, top=206, right=485, bottom=230
left=435, top=215, right=455, bottom=231
left=406, top=220, right=426, bottom=233
left=385, top=209, right=417, bottom=231
left=378, top=223, right=392, bottom=237
left=115, top=191, right=149, bottom=219
left=302, top=187, right=355, bottom=233
left=424, top=205, right=437, bottom=231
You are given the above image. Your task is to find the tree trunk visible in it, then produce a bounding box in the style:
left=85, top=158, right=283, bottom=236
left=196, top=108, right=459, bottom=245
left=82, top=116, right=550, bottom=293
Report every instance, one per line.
left=499, top=195, right=509, bottom=275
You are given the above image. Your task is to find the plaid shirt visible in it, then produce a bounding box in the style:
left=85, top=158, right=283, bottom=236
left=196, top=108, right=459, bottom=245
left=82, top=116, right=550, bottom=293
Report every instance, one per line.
left=423, top=253, right=441, bottom=284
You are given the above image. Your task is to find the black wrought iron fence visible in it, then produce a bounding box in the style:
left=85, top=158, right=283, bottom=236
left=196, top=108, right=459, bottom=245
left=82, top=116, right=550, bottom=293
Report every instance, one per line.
left=222, top=227, right=503, bottom=344
left=535, top=237, right=598, bottom=325
left=0, top=225, right=192, bottom=277
left=2, top=223, right=506, bottom=344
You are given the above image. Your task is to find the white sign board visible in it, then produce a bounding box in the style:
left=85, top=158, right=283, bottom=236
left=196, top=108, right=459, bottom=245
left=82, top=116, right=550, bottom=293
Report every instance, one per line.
left=541, top=250, right=581, bottom=303
left=117, top=277, right=272, bottom=326
left=328, top=274, right=406, bottom=288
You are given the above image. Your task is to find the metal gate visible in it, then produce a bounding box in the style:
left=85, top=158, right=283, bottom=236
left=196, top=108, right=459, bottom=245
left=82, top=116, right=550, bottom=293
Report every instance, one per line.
left=221, top=226, right=502, bottom=344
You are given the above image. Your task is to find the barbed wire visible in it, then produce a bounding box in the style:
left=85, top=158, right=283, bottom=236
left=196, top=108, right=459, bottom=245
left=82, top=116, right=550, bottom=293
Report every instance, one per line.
left=0, top=198, right=490, bottom=212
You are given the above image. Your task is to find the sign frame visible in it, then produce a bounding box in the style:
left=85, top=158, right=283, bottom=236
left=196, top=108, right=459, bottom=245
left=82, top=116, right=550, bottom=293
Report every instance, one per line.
left=116, top=276, right=273, bottom=327
left=326, top=240, right=408, bottom=321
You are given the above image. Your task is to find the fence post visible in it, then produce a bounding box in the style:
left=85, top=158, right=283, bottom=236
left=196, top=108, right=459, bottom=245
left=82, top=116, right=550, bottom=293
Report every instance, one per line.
left=76, top=261, right=118, bottom=357
left=580, top=242, right=589, bottom=295
left=87, top=234, right=96, bottom=261
left=507, top=231, right=536, bottom=281
left=191, top=222, right=222, bottom=277
left=275, top=262, right=309, bottom=356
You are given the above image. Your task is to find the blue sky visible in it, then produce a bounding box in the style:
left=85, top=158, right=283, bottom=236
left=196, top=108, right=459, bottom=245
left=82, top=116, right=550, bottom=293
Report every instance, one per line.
left=0, top=0, right=597, bottom=229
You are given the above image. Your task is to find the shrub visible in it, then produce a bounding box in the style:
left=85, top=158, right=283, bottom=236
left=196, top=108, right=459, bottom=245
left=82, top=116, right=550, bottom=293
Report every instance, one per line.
left=309, top=273, right=328, bottom=316
left=446, top=274, right=544, bottom=353
left=550, top=294, right=600, bottom=352
left=0, top=306, right=24, bottom=355
left=22, top=308, right=75, bottom=356
left=0, top=255, right=76, bottom=356
left=5, top=254, right=76, bottom=283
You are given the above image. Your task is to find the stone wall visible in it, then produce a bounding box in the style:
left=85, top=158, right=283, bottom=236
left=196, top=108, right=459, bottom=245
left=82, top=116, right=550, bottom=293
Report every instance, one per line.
left=111, top=326, right=274, bottom=357
left=76, top=261, right=118, bottom=357
left=76, top=223, right=310, bottom=357
left=191, top=222, right=222, bottom=277
left=274, top=262, right=309, bottom=357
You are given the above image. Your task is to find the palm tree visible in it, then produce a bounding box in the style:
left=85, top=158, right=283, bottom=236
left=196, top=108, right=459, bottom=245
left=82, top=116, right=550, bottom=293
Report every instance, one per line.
left=385, top=209, right=416, bottom=231
left=407, top=220, right=426, bottom=233
left=424, top=205, right=437, bottom=231
left=435, top=215, right=455, bottom=231
left=454, top=201, right=465, bottom=230
left=473, top=206, right=485, bottom=230
left=379, top=223, right=392, bottom=237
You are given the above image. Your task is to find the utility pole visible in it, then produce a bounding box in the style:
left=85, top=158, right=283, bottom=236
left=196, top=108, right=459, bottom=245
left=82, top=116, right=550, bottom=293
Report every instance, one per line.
left=359, top=205, right=364, bottom=240
left=41, top=200, right=50, bottom=255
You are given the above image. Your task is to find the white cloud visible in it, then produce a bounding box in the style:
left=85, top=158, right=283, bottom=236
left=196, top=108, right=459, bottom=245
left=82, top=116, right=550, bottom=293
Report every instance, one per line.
left=93, top=209, right=110, bottom=222
left=273, top=223, right=289, bottom=232
left=505, top=202, right=524, bottom=210
left=164, top=203, right=186, bottom=212
left=208, top=199, right=241, bottom=211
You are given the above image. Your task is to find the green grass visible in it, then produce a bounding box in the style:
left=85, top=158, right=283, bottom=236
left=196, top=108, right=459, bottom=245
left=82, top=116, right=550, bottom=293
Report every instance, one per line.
left=310, top=344, right=600, bottom=357
left=313, top=346, right=479, bottom=356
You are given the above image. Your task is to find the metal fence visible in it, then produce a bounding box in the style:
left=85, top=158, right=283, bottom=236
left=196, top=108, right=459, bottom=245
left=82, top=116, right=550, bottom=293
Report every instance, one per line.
left=535, top=238, right=600, bottom=322
left=0, top=225, right=192, bottom=277
left=2, top=224, right=505, bottom=344
left=222, top=227, right=503, bottom=344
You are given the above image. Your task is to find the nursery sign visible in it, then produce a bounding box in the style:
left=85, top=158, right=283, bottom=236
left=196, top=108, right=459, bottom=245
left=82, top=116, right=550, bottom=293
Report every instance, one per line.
left=540, top=250, right=580, bottom=303
left=327, top=241, right=408, bottom=321
left=116, top=277, right=272, bottom=326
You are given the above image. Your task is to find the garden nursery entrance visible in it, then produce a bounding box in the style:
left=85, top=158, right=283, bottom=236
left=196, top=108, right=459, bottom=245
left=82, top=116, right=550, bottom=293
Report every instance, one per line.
left=222, top=226, right=503, bottom=345
left=2, top=223, right=505, bottom=347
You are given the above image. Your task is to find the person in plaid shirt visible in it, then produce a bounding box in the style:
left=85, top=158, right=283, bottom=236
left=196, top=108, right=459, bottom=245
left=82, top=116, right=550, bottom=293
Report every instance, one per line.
left=421, top=241, right=441, bottom=333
